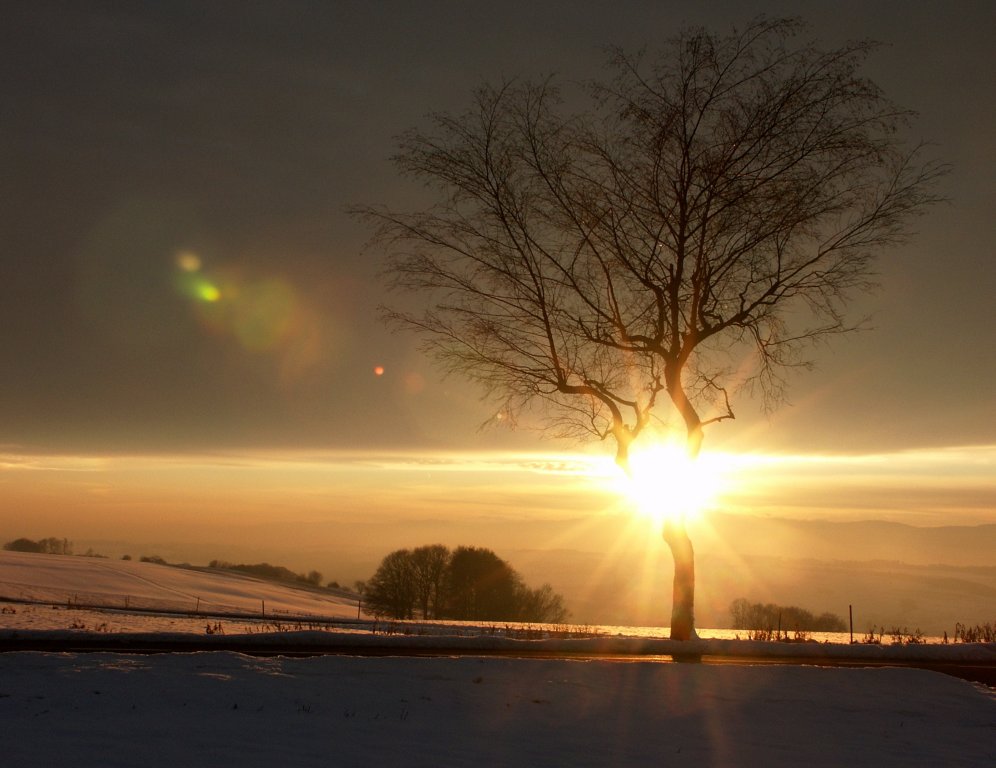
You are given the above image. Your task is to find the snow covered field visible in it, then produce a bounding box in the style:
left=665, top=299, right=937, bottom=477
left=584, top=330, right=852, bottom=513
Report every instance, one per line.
left=2, top=651, right=993, bottom=767
left=0, top=549, right=361, bottom=619
left=1, top=551, right=993, bottom=766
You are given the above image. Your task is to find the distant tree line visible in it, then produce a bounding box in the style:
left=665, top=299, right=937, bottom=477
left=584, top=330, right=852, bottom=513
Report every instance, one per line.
left=729, top=598, right=846, bottom=632
left=209, top=560, right=323, bottom=587
left=4, top=537, right=73, bottom=555
left=364, top=545, right=569, bottom=623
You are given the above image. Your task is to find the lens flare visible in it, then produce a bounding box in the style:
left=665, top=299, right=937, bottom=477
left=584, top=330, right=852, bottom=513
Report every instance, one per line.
left=174, top=268, right=221, bottom=304
left=172, top=254, right=328, bottom=382
left=403, top=371, right=425, bottom=393
left=229, top=279, right=296, bottom=352
left=175, top=251, right=202, bottom=272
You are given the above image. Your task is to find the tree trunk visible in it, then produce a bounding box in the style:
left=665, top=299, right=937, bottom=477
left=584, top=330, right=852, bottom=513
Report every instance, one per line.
left=662, top=518, right=695, bottom=640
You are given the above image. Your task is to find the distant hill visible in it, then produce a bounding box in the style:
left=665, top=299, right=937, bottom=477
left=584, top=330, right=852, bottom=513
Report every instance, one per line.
left=698, top=513, right=996, bottom=567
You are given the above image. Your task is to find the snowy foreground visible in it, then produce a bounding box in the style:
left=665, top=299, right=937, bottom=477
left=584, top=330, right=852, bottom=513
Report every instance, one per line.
left=2, top=650, right=993, bottom=767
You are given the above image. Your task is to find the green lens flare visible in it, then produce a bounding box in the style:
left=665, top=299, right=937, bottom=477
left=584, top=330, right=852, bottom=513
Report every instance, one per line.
left=196, top=280, right=221, bottom=302
left=176, top=272, right=221, bottom=303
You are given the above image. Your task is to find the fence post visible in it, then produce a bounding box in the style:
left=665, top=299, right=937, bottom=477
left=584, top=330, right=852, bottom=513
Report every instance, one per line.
left=849, top=604, right=853, bottom=644
left=261, top=599, right=265, bottom=618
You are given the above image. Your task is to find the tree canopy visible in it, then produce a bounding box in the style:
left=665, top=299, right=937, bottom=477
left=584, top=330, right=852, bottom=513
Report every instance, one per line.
left=363, top=544, right=569, bottom=623
left=359, top=17, right=943, bottom=463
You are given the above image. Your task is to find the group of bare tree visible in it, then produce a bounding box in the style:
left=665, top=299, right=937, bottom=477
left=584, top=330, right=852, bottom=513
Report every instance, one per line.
left=364, top=544, right=569, bottom=623
left=3, top=537, right=73, bottom=555
left=208, top=560, right=324, bottom=587
left=356, top=18, right=943, bottom=638
left=729, top=598, right=846, bottom=633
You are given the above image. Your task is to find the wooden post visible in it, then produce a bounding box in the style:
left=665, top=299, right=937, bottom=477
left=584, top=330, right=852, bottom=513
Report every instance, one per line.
left=849, top=604, right=854, bottom=644
left=357, top=599, right=362, bottom=620
left=261, top=599, right=265, bottom=618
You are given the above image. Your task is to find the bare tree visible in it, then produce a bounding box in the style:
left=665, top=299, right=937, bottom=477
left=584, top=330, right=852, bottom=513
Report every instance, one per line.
left=516, top=583, right=570, bottom=624
left=445, top=546, right=521, bottom=621
left=356, top=18, right=944, bottom=639
left=409, top=543, right=450, bottom=618
left=365, top=548, right=417, bottom=619
left=363, top=544, right=568, bottom=621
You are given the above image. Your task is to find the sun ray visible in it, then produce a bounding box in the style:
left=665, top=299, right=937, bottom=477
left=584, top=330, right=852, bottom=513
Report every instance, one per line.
left=610, top=439, right=731, bottom=524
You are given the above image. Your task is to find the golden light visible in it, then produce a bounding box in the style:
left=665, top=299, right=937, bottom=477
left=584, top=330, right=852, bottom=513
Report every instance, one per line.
left=613, top=440, right=727, bottom=523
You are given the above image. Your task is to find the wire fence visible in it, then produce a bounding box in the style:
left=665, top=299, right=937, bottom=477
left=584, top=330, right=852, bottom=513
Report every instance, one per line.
left=0, top=579, right=359, bottom=622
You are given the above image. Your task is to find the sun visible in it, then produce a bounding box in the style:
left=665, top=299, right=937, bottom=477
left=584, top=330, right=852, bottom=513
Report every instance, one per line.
left=612, top=440, right=726, bottom=523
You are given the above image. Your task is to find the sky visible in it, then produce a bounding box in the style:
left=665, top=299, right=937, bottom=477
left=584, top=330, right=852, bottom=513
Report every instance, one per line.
left=1, top=1, right=994, bottom=581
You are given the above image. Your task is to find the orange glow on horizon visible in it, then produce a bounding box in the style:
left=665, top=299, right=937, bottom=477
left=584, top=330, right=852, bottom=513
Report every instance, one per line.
left=1, top=444, right=993, bottom=554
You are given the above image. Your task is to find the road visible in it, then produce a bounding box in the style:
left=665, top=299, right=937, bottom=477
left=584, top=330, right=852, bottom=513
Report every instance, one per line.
left=2, top=632, right=993, bottom=688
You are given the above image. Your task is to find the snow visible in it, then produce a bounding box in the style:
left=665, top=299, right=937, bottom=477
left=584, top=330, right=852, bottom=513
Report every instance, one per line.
left=0, top=550, right=361, bottom=619
left=1, top=652, right=993, bottom=767
left=1, top=550, right=994, bottom=766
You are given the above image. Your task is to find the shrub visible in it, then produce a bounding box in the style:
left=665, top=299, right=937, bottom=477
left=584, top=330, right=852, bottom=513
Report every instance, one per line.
left=954, top=622, right=995, bottom=643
